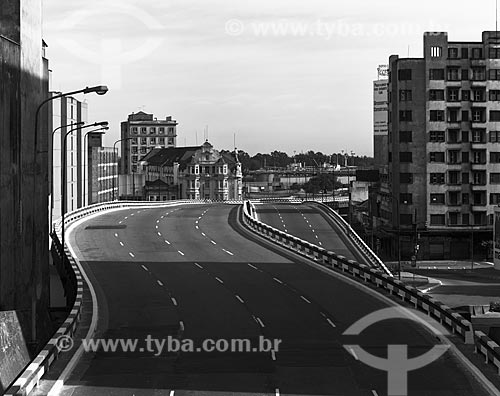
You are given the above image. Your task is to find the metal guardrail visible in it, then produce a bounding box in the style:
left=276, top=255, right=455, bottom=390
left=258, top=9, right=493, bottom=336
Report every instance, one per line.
left=242, top=200, right=473, bottom=343
left=5, top=199, right=235, bottom=396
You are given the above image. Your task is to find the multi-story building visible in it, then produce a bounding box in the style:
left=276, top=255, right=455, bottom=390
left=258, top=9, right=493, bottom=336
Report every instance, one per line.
left=120, top=111, right=178, bottom=174
left=379, top=31, right=500, bottom=261
left=49, top=94, right=88, bottom=228
left=86, top=132, right=118, bottom=204
left=140, top=141, right=243, bottom=201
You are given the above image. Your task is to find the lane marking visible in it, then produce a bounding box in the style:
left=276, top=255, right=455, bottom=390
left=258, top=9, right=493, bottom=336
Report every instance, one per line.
left=129, top=252, right=135, bottom=258
left=327, top=319, right=336, bottom=328
left=118, top=221, right=122, bottom=224
left=210, top=240, right=217, bottom=245
left=319, top=241, right=323, bottom=246
left=156, top=220, right=160, bottom=223
left=195, top=225, right=199, bottom=230
left=119, top=241, right=124, bottom=246
left=320, top=312, right=327, bottom=318
left=201, top=232, right=206, bottom=237
left=165, top=240, right=170, bottom=245
left=248, top=263, right=259, bottom=270
left=222, top=249, right=234, bottom=256
left=301, top=296, right=311, bottom=304
left=156, top=225, right=159, bottom=229
left=256, top=317, right=265, bottom=328
left=194, top=263, right=203, bottom=269
left=157, top=232, right=162, bottom=236
left=141, top=265, right=149, bottom=272
left=161, top=216, right=164, bottom=219
left=124, top=216, right=128, bottom=220
left=170, top=391, right=175, bottom=396
left=235, top=295, right=244, bottom=304
left=130, top=213, right=134, bottom=216
left=114, top=233, right=118, bottom=238
left=372, top=391, right=379, bottom=396
left=195, top=221, right=199, bottom=224
left=215, top=277, right=224, bottom=284
left=273, top=278, right=283, bottom=284
left=178, top=250, right=185, bottom=256
left=171, top=297, right=178, bottom=306
left=157, top=280, right=164, bottom=287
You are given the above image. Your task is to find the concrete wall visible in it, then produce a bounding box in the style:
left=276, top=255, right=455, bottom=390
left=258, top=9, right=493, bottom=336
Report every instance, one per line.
left=0, top=0, right=51, bottom=382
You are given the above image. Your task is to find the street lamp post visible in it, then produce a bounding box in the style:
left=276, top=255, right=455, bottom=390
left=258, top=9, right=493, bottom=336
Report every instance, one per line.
left=113, top=137, right=135, bottom=201
left=83, top=127, right=109, bottom=207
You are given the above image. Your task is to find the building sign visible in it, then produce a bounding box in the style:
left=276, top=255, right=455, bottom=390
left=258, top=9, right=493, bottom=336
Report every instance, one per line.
left=373, top=80, right=388, bottom=136
left=494, top=207, right=500, bottom=270
left=377, top=64, right=389, bottom=78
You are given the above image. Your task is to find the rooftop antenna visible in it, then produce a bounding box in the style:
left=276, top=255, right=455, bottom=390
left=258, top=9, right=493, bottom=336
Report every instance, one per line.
left=234, top=132, right=236, bottom=151
left=195, top=130, right=198, bottom=145
left=206, top=125, right=209, bottom=141
left=407, top=45, right=410, bottom=58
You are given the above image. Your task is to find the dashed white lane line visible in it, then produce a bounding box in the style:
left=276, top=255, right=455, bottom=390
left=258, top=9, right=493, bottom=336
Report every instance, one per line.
left=273, top=278, right=283, bottom=284
left=157, top=232, right=162, bottom=236
left=195, top=221, right=199, bottom=224
left=256, top=317, right=265, bottom=328
left=327, top=319, right=336, bottom=328
left=215, top=277, right=224, bottom=284
left=130, top=213, right=134, bottom=216
left=129, top=252, right=135, bottom=258
left=119, top=241, right=124, bottom=247
left=170, top=391, right=175, bottom=396
left=248, top=263, right=259, bottom=270
left=194, top=263, right=203, bottom=269
left=156, top=225, right=159, bottom=229
left=201, top=232, right=206, bottom=237
left=284, top=229, right=288, bottom=233
left=235, top=295, right=244, bottom=304
left=222, top=249, right=234, bottom=256
left=319, top=242, right=323, bottom=246
left=178, top=250, right=185, bottom=256
left=195, top=225, right=199, bottom=230
left=141, top=265, right=149, bottom=272
left=156, top=220, right=160, bottom=223
left=118, top=221, right=122, bottom=224
left=315, top=235, right=319, bottom=239
left=165, top=240, right=170, bottom=245
left=114, top=233, right=118, bottom=238
left=371, top=391, right=379, bottom=396
left=210, top=240, right=217, bottom=245
left=171, top=297, right=178, bottom=306
left=124, top=216, right=128, bottom=220
left=157, top=280, right=164, bottom=287
left=161, top=216, right=164, bottom=219
left=301, top=296, right=311, bottom=304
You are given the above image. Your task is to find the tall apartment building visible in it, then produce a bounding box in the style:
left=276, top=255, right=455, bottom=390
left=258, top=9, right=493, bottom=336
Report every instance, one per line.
left=120, top=111, right=178, bottom=174
left=379, top=31, right=500, bottom=260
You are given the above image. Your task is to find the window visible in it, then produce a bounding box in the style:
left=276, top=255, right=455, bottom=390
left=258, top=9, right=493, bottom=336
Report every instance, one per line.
left=150, top=137, right=156, bottom=144
left=447, top=88, right=459, bottom=102
left=461, top=151, right=469, bottom=163
left=461, top=90, right=470, bottom=101
left=131, top=146, right=138, bottom=154
left=472, top=47, right=483, bottom=59
left=449, top=191, right=460, bottom=206
left=158, top=127, right=165, bottom=134
left=131, top=155, right=138, bottom=163
left=430, top=194, right=445, bottom=204
left=131, top=138, right=138, bottom=144
left=429, top=152, right=445, bottom=162
left=490, top=90, right=500, bottom=101
left=140, top=127, right=147, bottom=134
left=472, top=109, right=486, bottom=123
left=429, top=131, right=445, bottom=142
left=473, top=171, right=486, bottom=185
left=448, top=171, right=460, bottom=184
left=430, top=46, right=442, bottom=58
left=399, top=110, right=412, bottom=122
left=447, top=108, right=460, bottom=123
left=462, top=69, right=469, bottom=81
left=447, top=129, right=460, bottom=143
left=462, top=111, right=469, bottom=122
left=448, top=47, right=459, bottom=59
left=489, top=69, right=500, bottom=80
left=399, top=90, right=412, bottom=101
left=461, top=47, right=469, bottom=59
left=429, top=68, right=445, bottom=80
left=449, top=212, right=459, bottom=225
left=140, top=147, right=147, bottom=154
left=462, top=213, right=470, bottom=225
left=167, top=138, right=174, bottom=145
left=472, top=67, right=486, bottom=81
left=399, top=130, right=412, bottom=142
left=461, top=130, right=469, bottom=142
left=400, top=193, right=412, bottom=205
left=159, top=137, right=165, bottom=144
left=490, top=131, right=500, bottom=142
left=447, top=67, right=460, bottom=81
left=491, top=173, right=500, bottom=184
left=472, top=129, right=486, bottom=143
left=430, top=110, right=444, bottom=122
left=462, top=172, right=470, bottom=184
left=400, top=173, right=413, bottom=184
left=430, top=214, right=445, bottom=225
left=168, top=127, right=175, bottom=135
left=473, top=191, right=486, bottom=205
left=398, top=69, right=412, bottom=80
left=430, top=173, right=445, bottom=184
left=491, top=193, right=500, bottom=204
left=429, top=90, right=445, bottom=101
left=472, top=89, right=486, bottom=102
left=448, top=150, right=460, bottom=164
left=131, top=127, right=138, bottom=135
left=489, top=48, right=500, bottom=59
left=140, top=138, right=147, bottom=145
left=462, top=193, right=469, bottom=204
left=491, top=111, right=500, bottom=121
left=399, top=152, right=412, bottom=162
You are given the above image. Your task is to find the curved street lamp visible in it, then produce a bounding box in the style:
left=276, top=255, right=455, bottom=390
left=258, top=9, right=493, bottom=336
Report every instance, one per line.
left=112, top=137, right=135, bottom=201
left=83, top=127, right=109, bottom=206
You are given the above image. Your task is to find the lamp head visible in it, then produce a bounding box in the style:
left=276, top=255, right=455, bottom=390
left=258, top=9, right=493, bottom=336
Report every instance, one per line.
left=94, top=121, right=109, bottom=127
left=84, top=85, right=109, bottom=95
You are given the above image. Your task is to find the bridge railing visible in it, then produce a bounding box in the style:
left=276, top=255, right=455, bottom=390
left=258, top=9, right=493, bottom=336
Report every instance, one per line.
left=5, top=199, right=239, bottom=396
left=241, top=200, right=474, bottom=344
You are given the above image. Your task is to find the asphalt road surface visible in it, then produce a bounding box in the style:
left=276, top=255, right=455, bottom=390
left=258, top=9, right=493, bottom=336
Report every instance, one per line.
left=51, top=203, right=489, bottom=395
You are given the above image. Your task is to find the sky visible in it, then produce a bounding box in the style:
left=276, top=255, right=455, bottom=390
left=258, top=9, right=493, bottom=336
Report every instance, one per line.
left=43, top=0, right=497, bottom=156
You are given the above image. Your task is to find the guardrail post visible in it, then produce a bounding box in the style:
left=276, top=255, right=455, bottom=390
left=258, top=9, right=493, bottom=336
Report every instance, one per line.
left=465, top=329, right=474, bottom=345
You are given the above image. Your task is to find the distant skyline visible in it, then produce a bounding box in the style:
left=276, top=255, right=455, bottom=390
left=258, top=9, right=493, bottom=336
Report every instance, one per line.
left=43, top=0, right=497, bottom=156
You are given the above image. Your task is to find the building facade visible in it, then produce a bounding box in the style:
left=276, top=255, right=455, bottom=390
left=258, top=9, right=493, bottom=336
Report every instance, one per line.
left=378, top=31, right=500, bottom=260
left=87, top=132, right=118, bottom=204
left=140, top=141, right=243, bottom=201
left=120, top=111, right=178, bottom=175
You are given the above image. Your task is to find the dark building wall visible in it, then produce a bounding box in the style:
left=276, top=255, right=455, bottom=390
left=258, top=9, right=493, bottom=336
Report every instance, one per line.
left=0, top=0, right=51, bottom=364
